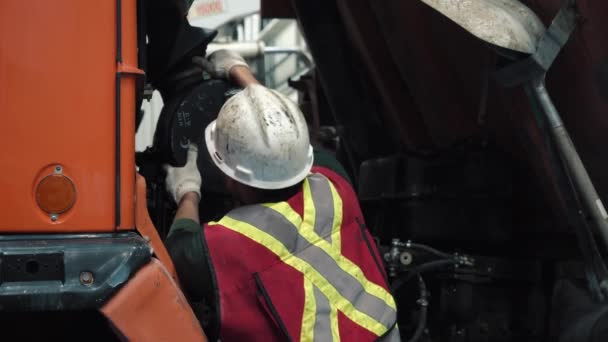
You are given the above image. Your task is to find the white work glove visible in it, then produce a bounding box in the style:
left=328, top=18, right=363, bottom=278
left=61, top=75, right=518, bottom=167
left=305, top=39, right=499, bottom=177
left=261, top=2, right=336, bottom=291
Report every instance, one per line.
left=192, top=49, right=249, bottom=79
left=164, top=144, right=202, bottom=204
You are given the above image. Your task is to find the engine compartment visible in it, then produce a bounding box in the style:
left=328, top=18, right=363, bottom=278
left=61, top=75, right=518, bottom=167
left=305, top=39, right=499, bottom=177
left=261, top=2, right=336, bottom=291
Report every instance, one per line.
left=135, top=0, right=608, bottom=340
left=138, top=74, right=601, bottom=341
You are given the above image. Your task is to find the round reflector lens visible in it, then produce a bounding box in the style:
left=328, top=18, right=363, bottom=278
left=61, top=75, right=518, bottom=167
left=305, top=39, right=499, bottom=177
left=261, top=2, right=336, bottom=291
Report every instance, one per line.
left=35, top=174, right=76, bottom=214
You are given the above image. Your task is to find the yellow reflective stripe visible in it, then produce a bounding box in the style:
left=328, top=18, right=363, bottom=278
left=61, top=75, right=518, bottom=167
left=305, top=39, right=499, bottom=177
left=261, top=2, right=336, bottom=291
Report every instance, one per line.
left=301, top=279, right=317, bottom=342
left=313, top=230, right=396, bottom=310
left=328, top=182, right=342, bottom=253
left=302, top=179, right=317, bottom=238
left=274, top=186, right=396, bottom=311
left=329, top=304, right=340, bottom=342
left=264, top=202, right=302, bottom=227
left=301, top=178, right=341, bottom=251
left=216, top=216, right=389, bottom=336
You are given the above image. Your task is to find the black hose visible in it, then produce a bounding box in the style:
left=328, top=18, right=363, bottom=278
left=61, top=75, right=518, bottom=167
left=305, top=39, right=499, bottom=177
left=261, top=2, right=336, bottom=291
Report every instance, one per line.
left=407, top=242, right=453, bottom=260
left=391, top=259, right=456, bottom=292
left=390, top=257, right=462, bottom=341
left=408, top=275, right=428, bottom=342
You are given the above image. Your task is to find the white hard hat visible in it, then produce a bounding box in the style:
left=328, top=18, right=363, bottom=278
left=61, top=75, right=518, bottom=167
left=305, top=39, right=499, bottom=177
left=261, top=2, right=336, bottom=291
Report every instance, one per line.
left=205, top=84, right=314, bottom=190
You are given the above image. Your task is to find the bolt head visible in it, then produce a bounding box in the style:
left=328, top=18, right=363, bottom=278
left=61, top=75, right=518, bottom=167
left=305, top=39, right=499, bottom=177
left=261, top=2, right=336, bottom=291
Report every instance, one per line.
left=80, top=271, right=94, bottom=286
left=400, top=252, right=413, bottom=265
left=50, top=214, right=58, bottom=222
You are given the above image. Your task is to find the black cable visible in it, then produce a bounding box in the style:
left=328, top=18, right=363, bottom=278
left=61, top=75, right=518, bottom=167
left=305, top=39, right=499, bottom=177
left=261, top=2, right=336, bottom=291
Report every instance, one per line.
left=391, top=259, right=456, bottom=293
left=408, top=275, right=428, bottom=342
left=389, top=248, right=469, bottom=341
left=406, top=242, right=453, bottom=260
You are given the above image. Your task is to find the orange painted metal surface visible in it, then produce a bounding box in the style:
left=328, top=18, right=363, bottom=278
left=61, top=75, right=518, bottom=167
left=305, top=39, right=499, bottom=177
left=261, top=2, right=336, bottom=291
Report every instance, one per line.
left=134, top=174, right=178, bottom=281
left=0, top=0, right=137, bottom=232
left=116, top=0, right=139, bottom=230
left=101, top=259, right=207, bottom=342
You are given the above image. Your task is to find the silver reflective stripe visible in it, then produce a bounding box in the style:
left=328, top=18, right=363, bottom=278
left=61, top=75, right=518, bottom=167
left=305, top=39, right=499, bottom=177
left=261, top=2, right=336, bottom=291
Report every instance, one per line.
left=297, top=241, right=396, bottom=329
left=228, top=205, right=309, bottom=253
left=313, top=285, right=333, bottom=341
left=308, top=174, right=334, bottom=243
left=226, top=175, right=397, bottom=332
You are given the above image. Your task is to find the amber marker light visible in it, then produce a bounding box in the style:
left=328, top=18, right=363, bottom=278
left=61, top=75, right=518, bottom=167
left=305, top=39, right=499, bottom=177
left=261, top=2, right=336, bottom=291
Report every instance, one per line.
left=35, top=166, right=76, bottom=215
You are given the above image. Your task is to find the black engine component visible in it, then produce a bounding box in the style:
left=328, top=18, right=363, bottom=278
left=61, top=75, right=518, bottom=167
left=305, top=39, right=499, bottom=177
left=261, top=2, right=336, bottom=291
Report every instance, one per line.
left=134, top=0, right=246, bottom=239
left=359, top=142, right=514, bottom=246
left=363, top=141, right=571, bottom=341
left=383, top=239, right=546, bottom=342
left=136, top=0, right=238, bottom=237
left=152, top=79, right=238, bottom=168
left=137, top=78, right=240, bottom=237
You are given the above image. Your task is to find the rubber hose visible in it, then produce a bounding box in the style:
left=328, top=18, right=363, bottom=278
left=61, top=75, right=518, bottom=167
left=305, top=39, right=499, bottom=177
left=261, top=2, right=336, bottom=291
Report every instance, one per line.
left=408, top=275, right=428, bottom=342
left=391, top=259, right=456, bottom=292
left=407, top=243, right=453, bottom=259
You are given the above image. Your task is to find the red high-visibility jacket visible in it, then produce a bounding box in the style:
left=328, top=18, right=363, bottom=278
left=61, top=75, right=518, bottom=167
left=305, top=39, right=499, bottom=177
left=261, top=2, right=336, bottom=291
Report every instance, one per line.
left=204, top=166, right=399, bottom=341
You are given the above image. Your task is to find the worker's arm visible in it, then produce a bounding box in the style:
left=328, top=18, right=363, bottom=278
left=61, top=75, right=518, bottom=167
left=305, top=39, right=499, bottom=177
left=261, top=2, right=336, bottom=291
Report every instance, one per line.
left=166, top=193, right=204, bottom=300
left=174, top=192, right=200, bottom=223
left=193, top=49, right=259, bottom=87
left=229, top=65, right=260, bottom=87
left=163, top=144, right=218, bottom=335
left=163, top=143, right=207, bottom=299
left=165, top=143, right=201, bottom=223
left=165, top=218, right=219, bottom=338
left=165, top=218, right=208, bottom=302
left=163, top=142, right=205, bottom=295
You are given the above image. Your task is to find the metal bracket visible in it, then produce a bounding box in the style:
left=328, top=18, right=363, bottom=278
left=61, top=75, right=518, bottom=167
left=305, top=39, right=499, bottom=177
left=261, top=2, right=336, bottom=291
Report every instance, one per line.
left=495, top=0, right=578, bottom=87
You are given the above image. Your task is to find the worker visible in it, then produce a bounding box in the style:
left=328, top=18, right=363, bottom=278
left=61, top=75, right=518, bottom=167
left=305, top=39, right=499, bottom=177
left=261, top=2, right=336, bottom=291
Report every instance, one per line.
left=164, top=49, right=400, bottom=341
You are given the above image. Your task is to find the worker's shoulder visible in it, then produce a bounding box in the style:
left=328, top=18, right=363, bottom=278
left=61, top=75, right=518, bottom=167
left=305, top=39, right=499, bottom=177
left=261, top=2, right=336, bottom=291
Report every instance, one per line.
left=311, top=163, right=361, bottom=207
left=312, top=147, right=352, bottom=185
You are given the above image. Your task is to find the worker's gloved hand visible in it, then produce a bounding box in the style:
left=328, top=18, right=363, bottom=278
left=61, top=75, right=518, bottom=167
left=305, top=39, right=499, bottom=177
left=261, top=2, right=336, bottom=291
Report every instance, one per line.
left=192, top=49, right=249, bottom=79
left=164, top=144, right=202, bottom=204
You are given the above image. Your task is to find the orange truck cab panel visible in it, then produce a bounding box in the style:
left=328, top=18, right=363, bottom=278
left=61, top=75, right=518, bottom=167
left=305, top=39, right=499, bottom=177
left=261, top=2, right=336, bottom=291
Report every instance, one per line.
left=0, top=1, right=204, bottom=340
left=0, top=0, right=136, bottom=232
